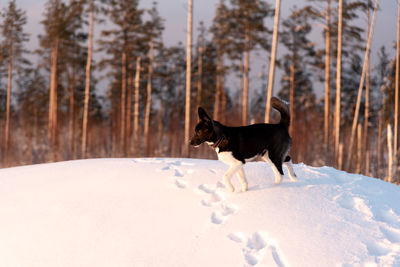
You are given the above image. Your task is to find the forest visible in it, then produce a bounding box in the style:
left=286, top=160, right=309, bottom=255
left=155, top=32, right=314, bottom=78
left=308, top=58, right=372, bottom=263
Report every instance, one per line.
left=0, top=0, right=399, bottom=184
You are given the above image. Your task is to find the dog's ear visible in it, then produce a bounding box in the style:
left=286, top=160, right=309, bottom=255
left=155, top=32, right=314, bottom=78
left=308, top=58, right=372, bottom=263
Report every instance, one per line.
left=198, top=107, right=212, bottom=123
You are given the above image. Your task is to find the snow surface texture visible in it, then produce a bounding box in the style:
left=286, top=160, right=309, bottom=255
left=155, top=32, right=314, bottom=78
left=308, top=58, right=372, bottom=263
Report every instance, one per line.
left=0, top=158, right=400, bottom=267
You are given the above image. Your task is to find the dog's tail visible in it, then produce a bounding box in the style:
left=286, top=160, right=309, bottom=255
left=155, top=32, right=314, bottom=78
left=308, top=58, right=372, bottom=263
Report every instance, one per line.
left=271, top=97, right=290, bottom=127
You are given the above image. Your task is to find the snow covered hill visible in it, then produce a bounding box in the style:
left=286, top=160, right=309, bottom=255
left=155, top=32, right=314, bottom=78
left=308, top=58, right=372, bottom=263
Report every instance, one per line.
left=0, top=158, right=400, bottom=266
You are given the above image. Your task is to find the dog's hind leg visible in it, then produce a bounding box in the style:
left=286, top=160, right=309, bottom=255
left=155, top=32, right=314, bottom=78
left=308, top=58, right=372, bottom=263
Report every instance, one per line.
left=285, top=162, right=297, bottom=181
left=262, top=155, right=283, bottom=184
left=284, top=156, right=297, bottom=181
left=237, top=168, right=248, bottom=192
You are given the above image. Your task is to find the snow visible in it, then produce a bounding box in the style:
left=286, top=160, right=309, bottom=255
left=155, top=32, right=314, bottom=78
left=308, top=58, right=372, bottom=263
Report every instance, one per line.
left=0, top=158, right=400, bottom=267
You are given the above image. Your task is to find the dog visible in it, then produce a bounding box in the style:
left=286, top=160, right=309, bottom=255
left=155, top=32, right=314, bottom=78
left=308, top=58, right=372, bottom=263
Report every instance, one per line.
left=189, top=97, right=297, bottom=192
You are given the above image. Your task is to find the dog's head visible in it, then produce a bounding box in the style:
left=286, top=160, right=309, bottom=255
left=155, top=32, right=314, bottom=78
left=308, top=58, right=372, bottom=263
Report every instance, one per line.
left=190, top=107, right=216, bottom=147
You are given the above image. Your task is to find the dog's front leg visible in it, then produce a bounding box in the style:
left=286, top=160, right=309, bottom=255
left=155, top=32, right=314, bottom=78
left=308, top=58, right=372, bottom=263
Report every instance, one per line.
left=222, top=163, right=243, bottom=192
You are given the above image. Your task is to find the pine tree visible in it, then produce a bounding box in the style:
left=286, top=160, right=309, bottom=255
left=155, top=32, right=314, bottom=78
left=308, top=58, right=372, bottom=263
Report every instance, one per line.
left=279, top=6, right=316, bottom=136
left=98, top=0, right=144, bottom=156
left=303, top=0, right=367, bottom=158
left=210, top=0, right=230, bottom=121
left=0, top=0, right=29, bottom=165
left=38, top=0, right=80, bottom=160
left=302, top=0, right=333, bottom=148
left=62, top=0, right=87, bottom=159
left=229, top=0, right=272, bottom=124
left=143, top=1, right=164, bottom=156
left=347, top=0, right=378, bottom=170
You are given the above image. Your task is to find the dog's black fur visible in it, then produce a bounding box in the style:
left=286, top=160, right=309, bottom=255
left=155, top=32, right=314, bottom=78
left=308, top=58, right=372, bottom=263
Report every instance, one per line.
left=190, top=97, right=296, bottom=191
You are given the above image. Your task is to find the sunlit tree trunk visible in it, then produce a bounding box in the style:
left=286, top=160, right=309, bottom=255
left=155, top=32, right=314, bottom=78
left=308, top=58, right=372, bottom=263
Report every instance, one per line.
left=4, top=40, right=13, bottom=166
left=82, top=0, right=94, bottom=158
left=49, top=36, right=59, bottom=160
left=243, top=31, right=250, bottom=125
left=221, top=73, right=226, bottom=123
left=214, top=52, right=222, bottom=121
left=184, top=0, right=193, bottom=157
left=347, top=0, right=378, bottom=169
left=324, top=0, right=331, bottom=149
left=69, top=70, right=75, bottom=158
left=394, top=0, right=400, bottom=159
left=126, top=62, right=133, bottom=156
left=334, top=0, right=342, bottom=165
left=197, top=34, right=203, bottom=109
left=133, top=57, right=141, bottom=154
left=363, top=2, right=371, bottom=174
left=144, top=39, right=154, bottom=156
left=239, top=55, right=244, bottom=118
left=387, top=124, right=393, bottom=183
left=265, top=0, right=281, bottom=123
left=121, top=50, right=127, bottom=156
left=289, top=59, right=295, bottom=137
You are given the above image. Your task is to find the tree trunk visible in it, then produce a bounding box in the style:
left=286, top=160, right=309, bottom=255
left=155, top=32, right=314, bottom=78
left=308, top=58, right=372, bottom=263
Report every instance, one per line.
left=239, top=55, right=244, bottom=120
left=183, top=0, right=193, bottom=157
left=265, top=0, right=281, bottom=123
left=221, top=71, right=226, bottom=123
left=121, top=50, right=127, bottom=156
left=133, top=57, right=141, bottom=155
left=126, top=62, right=133, bottom=156
left=214, top=52, right=221, bottom=121
left=387, top=124, right=393, bottom=183
left=394, top=0, right=400, bottom=159
left=347, top=0, right=378, bottom=170
left=144, top=38, right=154, bottom=156
left=4, top=40, right=13, bottom=166
left=243, top=31, right=250, bottom=125
left=69, top=70, right=75, bottom=159
left=334, top=0, right=343, bottom=165
left=377, top=92, right=383, bottom=177
left=356, top=123, right=362, bottom=173
left=324, top=0, right=331, bottom=150
left=289, top=60, right=295, bottom=137
left=363, top=2, right=371, bottom=174
left=197, top=34, right=203, bottom=109
left=49, top=36, right=59, bottom=160
left=81, top=0, right=94, bottom=158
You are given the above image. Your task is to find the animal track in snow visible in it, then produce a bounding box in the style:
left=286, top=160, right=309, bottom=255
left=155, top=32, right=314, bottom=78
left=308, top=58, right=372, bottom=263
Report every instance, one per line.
left=335, top=194, right=373, bottom=220
left=380, top=226, right=400, bottom=243
left=209, top=203, right=238, bottom=224
left=374, top=208, right=400, bottom=227
left=174, top=179, right=188, bottom=189
left=365, top=241, right=392, bottom=257
left=211, top=211, right=225, bottom=224
left=228, top=232, right=246, bottom=243
left=196, top=183, right=238, bottom=225
left=228, top=231, right=286, bottom=267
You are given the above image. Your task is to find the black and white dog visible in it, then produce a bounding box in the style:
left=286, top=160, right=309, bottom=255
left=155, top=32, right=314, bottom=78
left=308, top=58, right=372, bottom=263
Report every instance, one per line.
left=190, top=97, right=297, bottom=192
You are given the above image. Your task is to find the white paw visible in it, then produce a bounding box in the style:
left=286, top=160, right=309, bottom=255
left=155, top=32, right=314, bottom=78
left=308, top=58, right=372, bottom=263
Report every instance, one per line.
left=224, top=182, right=235, bottom=192
left=241, top=183, right=248, bottom=192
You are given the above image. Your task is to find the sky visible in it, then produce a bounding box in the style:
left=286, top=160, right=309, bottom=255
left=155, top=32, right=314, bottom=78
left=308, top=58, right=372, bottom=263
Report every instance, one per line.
left=1, top=0, right=399, bottom=99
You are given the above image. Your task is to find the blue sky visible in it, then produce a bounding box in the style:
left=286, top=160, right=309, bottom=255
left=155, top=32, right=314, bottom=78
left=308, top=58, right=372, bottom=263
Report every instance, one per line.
left=1, top=0, right=398, bottom=99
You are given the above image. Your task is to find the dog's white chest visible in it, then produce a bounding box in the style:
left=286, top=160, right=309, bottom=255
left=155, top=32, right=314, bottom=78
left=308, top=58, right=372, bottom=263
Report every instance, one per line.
left=217, top=151, right=241, bottom=165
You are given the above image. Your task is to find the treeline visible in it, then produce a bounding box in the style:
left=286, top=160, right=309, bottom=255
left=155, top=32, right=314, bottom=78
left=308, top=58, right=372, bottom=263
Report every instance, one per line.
left=0, top=0, right=399, bottom=183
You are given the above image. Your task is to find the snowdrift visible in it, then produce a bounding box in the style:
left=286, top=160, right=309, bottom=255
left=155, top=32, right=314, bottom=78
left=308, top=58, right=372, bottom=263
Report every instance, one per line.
left=0, top=158, right=399, bottom=266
